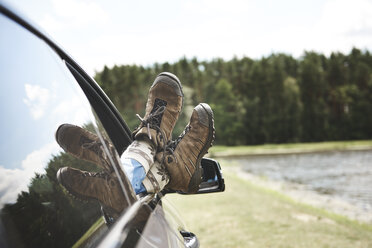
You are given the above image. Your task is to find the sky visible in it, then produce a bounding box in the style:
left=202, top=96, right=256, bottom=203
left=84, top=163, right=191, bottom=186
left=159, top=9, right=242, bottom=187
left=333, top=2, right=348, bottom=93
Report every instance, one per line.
left=9, top=0, right=372, bottom=76
left=0, top=13, right=98, bottom=204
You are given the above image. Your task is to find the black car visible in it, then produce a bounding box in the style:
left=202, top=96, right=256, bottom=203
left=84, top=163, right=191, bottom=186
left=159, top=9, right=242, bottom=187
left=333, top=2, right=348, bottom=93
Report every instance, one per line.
left=0, top=1, right=224, bottom=247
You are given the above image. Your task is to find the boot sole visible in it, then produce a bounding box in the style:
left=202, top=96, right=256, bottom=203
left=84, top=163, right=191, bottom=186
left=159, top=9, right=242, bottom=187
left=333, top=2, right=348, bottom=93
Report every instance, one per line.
left=154, top=72, right=184, bottom=108
left=57, top=167, right=121, bottom=215
left=55, top=124, right=115, bottom=173
left=187, top=103, right=215, bottom=193
left=57, top=167, right=96, bottom=202
left=157, top=72, right=183, bottom=96
left=55, top=123, right=78, bottom=152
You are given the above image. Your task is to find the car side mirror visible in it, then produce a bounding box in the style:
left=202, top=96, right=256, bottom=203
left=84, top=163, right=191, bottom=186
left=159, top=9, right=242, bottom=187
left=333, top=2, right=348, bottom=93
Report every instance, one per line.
left=160, top=158, right=225, bottom=195
left=196, top=158, right=225, bottom=194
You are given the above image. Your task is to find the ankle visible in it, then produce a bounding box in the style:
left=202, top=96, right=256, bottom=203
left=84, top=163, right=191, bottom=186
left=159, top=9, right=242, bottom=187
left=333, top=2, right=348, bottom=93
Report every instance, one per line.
left=122, top=140, right=155, bottom=173
left=142, top=161, right=169, bottom=193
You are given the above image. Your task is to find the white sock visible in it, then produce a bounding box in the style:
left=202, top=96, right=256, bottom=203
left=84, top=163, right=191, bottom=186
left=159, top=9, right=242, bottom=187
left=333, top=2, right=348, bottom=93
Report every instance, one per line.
left=142, top=161, right=169, bottom=193
left=121, top=140, right=155, bottom=173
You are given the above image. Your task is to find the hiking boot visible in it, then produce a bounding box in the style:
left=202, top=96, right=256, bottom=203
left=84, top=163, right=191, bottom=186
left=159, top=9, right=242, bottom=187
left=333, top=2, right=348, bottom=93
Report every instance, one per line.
left=55, top=124, right=113, bottom=173
left=161, top=103, right=215, bottom=193
left=133, top=72, right=183, bottom=150
left=57, top=167, right=128, bottom=215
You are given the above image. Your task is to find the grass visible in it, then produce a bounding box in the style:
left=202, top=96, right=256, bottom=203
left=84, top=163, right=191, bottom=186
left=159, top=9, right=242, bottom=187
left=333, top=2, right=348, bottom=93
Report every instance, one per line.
left=209, top=140, right=372, bottom=157
left=165, top=166, right=372, bottom=248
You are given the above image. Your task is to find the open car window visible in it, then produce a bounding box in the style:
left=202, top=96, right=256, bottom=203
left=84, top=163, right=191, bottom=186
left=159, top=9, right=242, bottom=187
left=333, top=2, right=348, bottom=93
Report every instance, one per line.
left=0, top=11, right=133, bottom=247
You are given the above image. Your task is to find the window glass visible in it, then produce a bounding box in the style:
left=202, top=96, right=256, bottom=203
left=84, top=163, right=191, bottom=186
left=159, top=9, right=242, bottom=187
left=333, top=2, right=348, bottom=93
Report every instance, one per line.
left=0, top=13, right=126, bottom=247
left=135, top=203, right=185, bottom=248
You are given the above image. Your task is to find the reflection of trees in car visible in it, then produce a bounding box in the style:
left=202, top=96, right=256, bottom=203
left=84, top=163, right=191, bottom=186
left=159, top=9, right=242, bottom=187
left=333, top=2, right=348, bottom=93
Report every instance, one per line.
left=1, top=125, right=103, bottom=248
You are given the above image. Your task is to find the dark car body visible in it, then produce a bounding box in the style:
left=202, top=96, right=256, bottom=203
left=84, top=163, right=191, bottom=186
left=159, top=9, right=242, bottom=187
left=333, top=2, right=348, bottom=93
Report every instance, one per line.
left=0, top=2, right=224, bottom=247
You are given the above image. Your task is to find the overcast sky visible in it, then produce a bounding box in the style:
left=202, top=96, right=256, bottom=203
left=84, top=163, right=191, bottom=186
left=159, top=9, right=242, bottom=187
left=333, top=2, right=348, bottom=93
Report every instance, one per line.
left=10, top=0, right=372, bottom=76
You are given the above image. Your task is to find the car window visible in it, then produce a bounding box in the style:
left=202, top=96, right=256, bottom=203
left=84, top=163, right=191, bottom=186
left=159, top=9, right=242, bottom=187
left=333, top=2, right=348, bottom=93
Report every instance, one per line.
left=0, top=13, right=130, bottom=247
left=102, top=201, right=185, bottom=248
left=136, top=203, right=185, bottom=248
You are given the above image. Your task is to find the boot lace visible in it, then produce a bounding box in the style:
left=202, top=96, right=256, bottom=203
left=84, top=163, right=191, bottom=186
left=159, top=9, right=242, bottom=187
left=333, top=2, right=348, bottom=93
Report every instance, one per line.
left=164, top=125, right=191, bottom=164
left=136, top=106, right=170, bottom=162
left=82, top=171, right=111, bottom=181
left=135, top=105, right=166, bottom=141
left=81, top=140, right=113, bottom=173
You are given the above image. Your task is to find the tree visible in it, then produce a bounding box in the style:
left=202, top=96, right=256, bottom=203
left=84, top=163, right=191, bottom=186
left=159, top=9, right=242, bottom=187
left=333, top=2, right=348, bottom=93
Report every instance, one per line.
left=298, top=52, right=328, bottom=141
left=210, top=79, right=245, bottom=145
left=2, top=151, right=102, bottom=247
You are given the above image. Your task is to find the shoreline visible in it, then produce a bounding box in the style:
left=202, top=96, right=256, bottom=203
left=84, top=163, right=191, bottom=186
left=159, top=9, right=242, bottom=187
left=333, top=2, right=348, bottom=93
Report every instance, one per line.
left=209, top=140, right=372, bottom=158
left=226, top=166, right=372, bottom=224
left=212, top=146, right=372, bottom=158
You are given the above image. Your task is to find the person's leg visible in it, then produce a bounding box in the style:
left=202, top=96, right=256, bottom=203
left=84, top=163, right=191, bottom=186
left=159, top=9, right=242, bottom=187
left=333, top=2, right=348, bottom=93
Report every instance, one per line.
left=54, top=123, right=170, bottom=196
left=120, top=102, right=216, bottom=195
left=141, top=161, right=169, bottom=193
left=122, top=102, right=216, bottom=195
left=55, top=102, right=215, bottom=215
left=54, top=72, right=183, bottom=216
left=159, top=103, right=215, bottom=193
left=121, top=158, right=147, bottom=194
left=54, top=124, right=153, bottom=194
left=55, top=125, right=165, bottom=195
left=121, top=158, right=169, bottom=194
left=124, top=71, right=183, bottom=192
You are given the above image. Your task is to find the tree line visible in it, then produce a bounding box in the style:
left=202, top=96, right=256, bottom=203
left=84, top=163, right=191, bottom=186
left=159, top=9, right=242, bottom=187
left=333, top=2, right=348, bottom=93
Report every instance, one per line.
left=1, top=125, right=102, bottom=247
left=95, top=48, right=372, bottom=146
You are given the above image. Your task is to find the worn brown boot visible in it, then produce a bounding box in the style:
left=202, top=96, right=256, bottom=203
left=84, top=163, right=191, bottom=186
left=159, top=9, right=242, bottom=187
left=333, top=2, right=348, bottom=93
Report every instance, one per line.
left=161, top=103, right=215, bottom=193
left=55, top=124, right=113, bottom=173
left=57, top=167, right=128, bottom=216
left=133, top=72, right=183, bottom=150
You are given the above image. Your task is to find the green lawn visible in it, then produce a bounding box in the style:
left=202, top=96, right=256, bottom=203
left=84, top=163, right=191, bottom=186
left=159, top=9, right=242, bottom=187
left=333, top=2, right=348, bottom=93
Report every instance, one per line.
left=209, top=140, right=372, bottom=157
left=165, top=167, right=372, bottom=248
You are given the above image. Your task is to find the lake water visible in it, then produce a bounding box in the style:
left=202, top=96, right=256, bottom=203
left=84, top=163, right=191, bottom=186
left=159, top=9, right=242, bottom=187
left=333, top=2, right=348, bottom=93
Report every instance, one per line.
left=234, top=150, right=372, bottom=211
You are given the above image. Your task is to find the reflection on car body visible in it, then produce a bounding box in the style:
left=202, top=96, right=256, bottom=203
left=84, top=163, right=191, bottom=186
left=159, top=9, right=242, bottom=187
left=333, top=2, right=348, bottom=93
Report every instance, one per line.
left=0, top=1, right=225, bottom=247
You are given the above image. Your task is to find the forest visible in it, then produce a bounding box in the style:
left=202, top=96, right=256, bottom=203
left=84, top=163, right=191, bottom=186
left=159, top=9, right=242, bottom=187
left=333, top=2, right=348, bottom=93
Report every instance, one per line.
left=95, top=48, right=372, bottom=146
left=2, top=151, right=103, bottom=247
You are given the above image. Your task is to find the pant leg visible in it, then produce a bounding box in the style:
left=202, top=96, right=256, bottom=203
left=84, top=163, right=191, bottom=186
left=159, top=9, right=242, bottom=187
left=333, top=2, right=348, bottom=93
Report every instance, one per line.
left=121, top=158, right=147, bottom=194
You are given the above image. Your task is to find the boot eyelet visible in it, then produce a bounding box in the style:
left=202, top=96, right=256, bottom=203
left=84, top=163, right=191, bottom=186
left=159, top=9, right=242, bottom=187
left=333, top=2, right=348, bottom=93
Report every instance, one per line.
left=167, top=156, right=173, bottom=163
